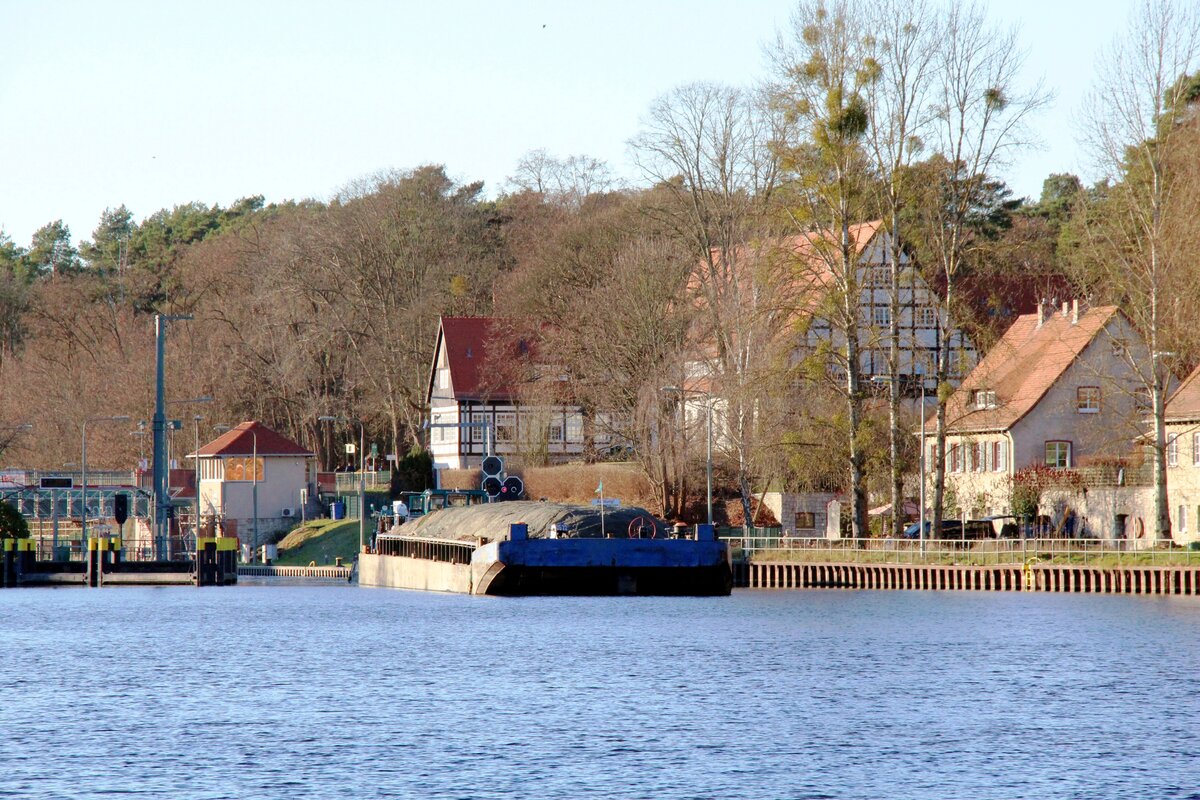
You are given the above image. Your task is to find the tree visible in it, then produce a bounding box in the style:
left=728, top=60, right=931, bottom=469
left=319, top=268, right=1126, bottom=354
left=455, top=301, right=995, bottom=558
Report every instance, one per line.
left=916, top=2, right=1048, bottom=542
left=1066, top=0, right=1200, bottom=541
left=630, top=80, right=786, bottom=527
left=505, top=150, right=617, bottom=209
left=0, top=501, right=29, bottom=538
left=27, top=220, right=79, bottom=276
left=79, top=205, right=135, bottom=274
left=770, top=0, right=879, bottom=538
left=863, top=0, right=940, bottom=536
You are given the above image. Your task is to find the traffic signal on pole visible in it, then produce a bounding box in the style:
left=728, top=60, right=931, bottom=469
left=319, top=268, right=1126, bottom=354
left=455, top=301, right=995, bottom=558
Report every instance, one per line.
left=113, top=493, right=129, bottom=526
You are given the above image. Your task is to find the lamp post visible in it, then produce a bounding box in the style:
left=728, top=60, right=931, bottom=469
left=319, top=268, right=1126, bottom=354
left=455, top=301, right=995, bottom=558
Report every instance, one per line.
left=81, top=415, right=131, bottom=553
left=319, top=415, right=365, bottom=554
left=661, top=386, right=713, bottom=527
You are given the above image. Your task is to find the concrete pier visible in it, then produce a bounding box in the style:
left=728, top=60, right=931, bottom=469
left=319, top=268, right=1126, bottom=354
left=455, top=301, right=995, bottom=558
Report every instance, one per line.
left=738, top=560, right=1200, bottom=595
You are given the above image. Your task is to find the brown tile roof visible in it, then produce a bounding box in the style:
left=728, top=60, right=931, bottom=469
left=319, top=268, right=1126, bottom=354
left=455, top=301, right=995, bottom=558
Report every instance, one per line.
left=428, top=317, right=543, bottom=403
left=937, top=305, right=1123, bottom=434
left=191, top=421, right=314, bottom=458
left=1166, top=366, right=1200, bottom=422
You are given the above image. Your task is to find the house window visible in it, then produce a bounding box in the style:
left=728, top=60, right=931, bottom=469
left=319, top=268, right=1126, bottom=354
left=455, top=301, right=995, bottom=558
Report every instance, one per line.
left=972, top=390, right=997, bottom=410
left=795, top=512, right=816, bottom=530
left=224, top=456, right=263, bottom=482
left=495, top=412, right=516, bottom=443
left=470, top=411, right=485, bottom=443
left=873, top=306, right=891, bottom=327
left=566, top=413, right=584, bottom=444
left=549, top=418, right=565, bottom=443
left=1193, top=432, right=1200, bottom=466
left=1045, top=441, right=1072, bottom=469
left=914, top=307, right=936, bottom=327
left=973, top=442, right=986, bottom=472
left=992, top=441, right=1007, bottom=472
left=950, top=443, right=962, bottom=473
left=1167, top=434, right=1179, bottom=467
left=867, top=266, right=889, bottom=287
left=1178, top=504, right=1187, bottom=532
left=1076, top=386, right=1100, bottom=413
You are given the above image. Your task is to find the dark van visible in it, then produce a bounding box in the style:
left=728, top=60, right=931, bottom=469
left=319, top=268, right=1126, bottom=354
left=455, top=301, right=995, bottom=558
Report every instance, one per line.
left=901, top=520, right=996, bottom=540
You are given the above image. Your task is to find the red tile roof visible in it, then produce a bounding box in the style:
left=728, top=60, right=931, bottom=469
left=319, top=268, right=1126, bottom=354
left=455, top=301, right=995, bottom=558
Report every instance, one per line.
left=1166, top=366, right=1200, bottom=422
left=429, top=317, right=539, bottom=402
left=191, top=421, right=314, bottom=458
left=938, top=305, right=1123, bottom=434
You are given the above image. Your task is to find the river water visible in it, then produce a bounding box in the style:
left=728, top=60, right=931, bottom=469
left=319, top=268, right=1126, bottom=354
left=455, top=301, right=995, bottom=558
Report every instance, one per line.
left=1, top=585, right=1197, bottom=800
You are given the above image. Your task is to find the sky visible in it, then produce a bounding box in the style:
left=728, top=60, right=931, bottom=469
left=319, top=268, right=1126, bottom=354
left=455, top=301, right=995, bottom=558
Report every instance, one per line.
left=0, top=0, right=1139, bottom=248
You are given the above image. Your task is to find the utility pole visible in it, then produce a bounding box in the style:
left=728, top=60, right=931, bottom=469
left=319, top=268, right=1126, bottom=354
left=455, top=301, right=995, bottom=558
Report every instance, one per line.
left=152, top=313, right=191, bottom=560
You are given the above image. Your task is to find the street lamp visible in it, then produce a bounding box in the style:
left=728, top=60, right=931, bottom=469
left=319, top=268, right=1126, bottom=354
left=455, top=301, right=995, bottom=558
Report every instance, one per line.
left=81, top=415, right=131, bottom=552
left=319, top=415, right=366, bottom=554
left=661, top=386, right=713, bottom=527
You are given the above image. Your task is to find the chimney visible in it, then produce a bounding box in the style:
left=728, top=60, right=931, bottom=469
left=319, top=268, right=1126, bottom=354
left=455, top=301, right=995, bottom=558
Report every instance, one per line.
left=1037, top=299, right=1046, bottom=327
left=1061, top=300, right=1069, bottom=318
left=1072, top=298, right=1079, bottom=324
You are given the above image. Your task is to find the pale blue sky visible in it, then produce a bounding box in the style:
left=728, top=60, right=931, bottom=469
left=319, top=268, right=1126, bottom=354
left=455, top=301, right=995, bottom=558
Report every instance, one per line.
left=1, top=0, right=1135, bottom=247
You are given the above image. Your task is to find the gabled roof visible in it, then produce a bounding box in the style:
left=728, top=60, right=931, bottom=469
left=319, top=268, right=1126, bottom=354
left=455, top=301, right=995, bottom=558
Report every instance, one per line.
left=939, top=305, right=1124, bottom=434
left=428, top=316, right=542, bottom=403
left=1166, top=366, right=1200, bottom=423
left=191, top=421, right=314, bottom=458
left=429, top=316, right=501, bottom=402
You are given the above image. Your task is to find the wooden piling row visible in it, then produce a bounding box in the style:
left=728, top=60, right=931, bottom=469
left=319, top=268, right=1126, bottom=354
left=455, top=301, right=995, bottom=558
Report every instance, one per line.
left=742, top=561, right=1200, bottom=595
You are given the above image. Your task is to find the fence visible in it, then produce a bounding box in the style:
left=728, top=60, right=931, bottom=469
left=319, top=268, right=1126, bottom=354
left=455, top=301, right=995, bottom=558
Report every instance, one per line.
left=319, top=471, right=392, bottom=494
left=719, top=531, right=1200, bottom=567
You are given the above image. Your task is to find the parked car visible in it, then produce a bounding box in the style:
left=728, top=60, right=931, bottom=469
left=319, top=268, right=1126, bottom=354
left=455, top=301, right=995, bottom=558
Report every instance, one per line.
left=901, top=519, right=997, bottom=540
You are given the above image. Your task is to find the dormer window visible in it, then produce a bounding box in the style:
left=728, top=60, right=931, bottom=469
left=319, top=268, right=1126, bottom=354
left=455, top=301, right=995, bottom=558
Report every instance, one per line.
left=972, top=389, right=997, bottom=410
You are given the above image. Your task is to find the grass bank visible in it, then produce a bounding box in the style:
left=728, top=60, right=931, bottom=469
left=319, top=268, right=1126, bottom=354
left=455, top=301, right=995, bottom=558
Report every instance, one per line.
left=275, top=518, right=361, bottom=566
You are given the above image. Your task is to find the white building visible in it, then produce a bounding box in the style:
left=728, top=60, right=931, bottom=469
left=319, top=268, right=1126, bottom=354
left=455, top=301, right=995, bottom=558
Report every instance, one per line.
left=190, top=421, right=314, bottom=546
left=427, top=317, right=603, bottom=471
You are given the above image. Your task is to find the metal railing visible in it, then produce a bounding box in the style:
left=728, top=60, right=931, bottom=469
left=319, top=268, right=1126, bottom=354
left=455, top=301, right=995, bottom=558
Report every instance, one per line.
left=374, top=534, right=477, bottom=565
left=331, top=471, right=391, bottom=493
left=725, top=535, right=1200, bottom=567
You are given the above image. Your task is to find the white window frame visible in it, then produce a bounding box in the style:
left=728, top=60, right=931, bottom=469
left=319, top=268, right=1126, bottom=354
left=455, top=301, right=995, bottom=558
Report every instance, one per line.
left=495, top=412, right=516, bottom=444
left=1193, top=431, right=1200, bottom=467
left=873, top=306, right=891, bottom=327
left=1167, top=434, right=1179, bottom=468
left=1045, top=441, right=1072, bottom=469
left=1076, top=386, right=1100, bottom=413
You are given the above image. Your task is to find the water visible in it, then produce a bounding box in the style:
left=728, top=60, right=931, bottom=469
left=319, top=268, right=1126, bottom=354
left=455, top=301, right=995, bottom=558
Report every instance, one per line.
left=1, top=585, right=1198, bottom=800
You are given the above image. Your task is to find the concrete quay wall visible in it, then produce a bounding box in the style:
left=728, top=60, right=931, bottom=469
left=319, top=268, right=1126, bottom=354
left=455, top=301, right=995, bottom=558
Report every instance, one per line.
left=358, top=552, right=473, bottom=594
left=740, top=561, right=1200, bottom=595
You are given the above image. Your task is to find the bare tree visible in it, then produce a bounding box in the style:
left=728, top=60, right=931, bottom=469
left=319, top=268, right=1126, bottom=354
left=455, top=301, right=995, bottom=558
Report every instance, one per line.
left=630, top=81, right=786, bottom=527
left=1068, top=0, right=1200, bottom=540
left=864, top=0, right=939, bottom=536
left=919, top=2, right=1048, bottom=539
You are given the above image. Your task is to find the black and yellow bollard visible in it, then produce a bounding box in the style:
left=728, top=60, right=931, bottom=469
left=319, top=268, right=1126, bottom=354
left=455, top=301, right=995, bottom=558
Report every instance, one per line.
left=1, top=538, right=13, bottom=588
left=195, top=538, right=219, bottom=586
left=86, top=537, right=106, bottom=588
left=16, top=538, right=35, bottom=585
left=216, top=537, right=238, bottom=585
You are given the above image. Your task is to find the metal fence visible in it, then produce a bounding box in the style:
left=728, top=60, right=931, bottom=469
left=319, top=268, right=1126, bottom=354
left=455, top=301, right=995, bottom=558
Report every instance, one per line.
left=332, top=471, right=391, bottom=494
left=718, top=531, right=1200, bottom=566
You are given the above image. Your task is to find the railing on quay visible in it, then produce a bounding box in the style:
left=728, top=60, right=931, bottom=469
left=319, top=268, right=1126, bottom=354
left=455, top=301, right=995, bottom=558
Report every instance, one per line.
left=374, top=534, right=477, bottom=565
left=720, top=531, right=1200, bottom=567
